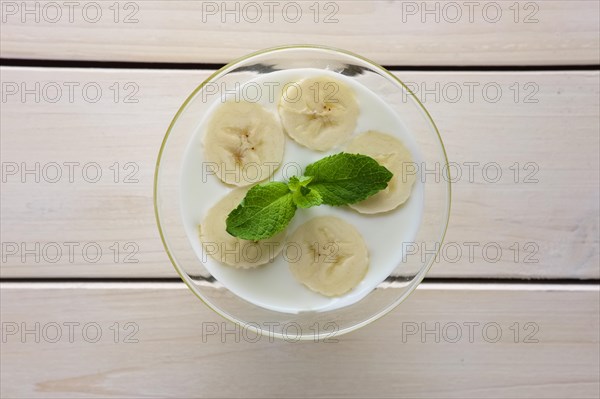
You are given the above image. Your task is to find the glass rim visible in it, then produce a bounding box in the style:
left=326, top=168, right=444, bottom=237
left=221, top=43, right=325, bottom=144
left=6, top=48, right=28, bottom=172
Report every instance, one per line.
left=153, top=44, right=452, bottom=340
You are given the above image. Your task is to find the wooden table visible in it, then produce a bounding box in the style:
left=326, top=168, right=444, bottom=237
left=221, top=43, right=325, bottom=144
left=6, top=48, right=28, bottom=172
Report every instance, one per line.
left=1, top=1, right=599, bottom=398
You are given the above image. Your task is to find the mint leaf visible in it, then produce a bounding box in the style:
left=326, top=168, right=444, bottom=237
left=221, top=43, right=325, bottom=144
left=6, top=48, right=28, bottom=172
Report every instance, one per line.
left=226, top=182, right=296, bottom=240
left=304, top=153, right=393, bottom=206
left=288, top=175, right=313, bottom=191
left=288, top=175, right=321, bottom=208
left=292, top=185, right=323, bottom=208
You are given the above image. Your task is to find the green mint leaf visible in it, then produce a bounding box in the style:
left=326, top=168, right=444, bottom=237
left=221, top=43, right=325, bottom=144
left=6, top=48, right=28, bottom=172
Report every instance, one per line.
left=288, top=175, right=313, bottom=191
left=226, top=182, right=296, bottom=240
left=292, top=185, right=323, bottom=208
left=304, top=153, right=393, bottom=206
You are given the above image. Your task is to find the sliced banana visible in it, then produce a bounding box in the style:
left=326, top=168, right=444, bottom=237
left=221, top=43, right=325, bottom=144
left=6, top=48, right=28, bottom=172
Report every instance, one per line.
left=346, top=131, right=416, bottom=214
left=287, top=216, right=368, bottom=296
left=199, top=188, right=286, bottom=268
left=204, top=101, right=284, bottom=186
left=278, top=76, right=359, bottom=151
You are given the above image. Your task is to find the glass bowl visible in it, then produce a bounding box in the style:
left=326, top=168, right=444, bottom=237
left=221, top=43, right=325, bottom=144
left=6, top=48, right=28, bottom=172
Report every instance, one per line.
left=154, top=45, right=450, bottom=340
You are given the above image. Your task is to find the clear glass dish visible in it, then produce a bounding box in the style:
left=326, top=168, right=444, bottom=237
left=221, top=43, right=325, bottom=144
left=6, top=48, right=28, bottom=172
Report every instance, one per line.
left=154, top=45, right=450, bottom=340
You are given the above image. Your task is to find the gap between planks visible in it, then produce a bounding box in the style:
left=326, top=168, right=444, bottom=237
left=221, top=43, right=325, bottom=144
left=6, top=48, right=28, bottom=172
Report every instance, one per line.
left=2, top=58, right=600, bottom=71
left=2, top=282, right=598, bottom=291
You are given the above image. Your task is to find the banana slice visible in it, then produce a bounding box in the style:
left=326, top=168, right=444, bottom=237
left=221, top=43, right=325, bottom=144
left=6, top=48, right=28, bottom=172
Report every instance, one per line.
left=199, top=188, right=286, bottom=268
left=346, top=131, right=416, bottom=214
left=278, top=76, right=359, bottom=151
left=287, top=216, right=368, bottom=296
left=204, top=101, right=284, bottom=186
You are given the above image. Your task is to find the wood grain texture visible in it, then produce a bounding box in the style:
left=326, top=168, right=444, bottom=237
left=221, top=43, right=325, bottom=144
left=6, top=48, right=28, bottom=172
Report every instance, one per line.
left=1, top=0, right=599, bottom=65
left=1, top=283, right=598, bottom=398
left=1, top=67, right=598, bottom=279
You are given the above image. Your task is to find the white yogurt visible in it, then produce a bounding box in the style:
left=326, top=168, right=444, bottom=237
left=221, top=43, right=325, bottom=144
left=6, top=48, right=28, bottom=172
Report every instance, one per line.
left=181, top=68, right=423, bottom=314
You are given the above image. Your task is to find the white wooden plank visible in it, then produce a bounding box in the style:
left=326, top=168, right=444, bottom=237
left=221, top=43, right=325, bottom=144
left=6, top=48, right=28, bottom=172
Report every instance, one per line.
left=0, top=68, right=598, bottom=278
left=1, top=283, right=598, bottom=398
left=1, top=0, right=599, bottom=65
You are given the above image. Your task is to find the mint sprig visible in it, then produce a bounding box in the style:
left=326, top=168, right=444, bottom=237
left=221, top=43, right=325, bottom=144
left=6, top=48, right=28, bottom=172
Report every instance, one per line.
left=225, top=153, right=392, bottom=240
